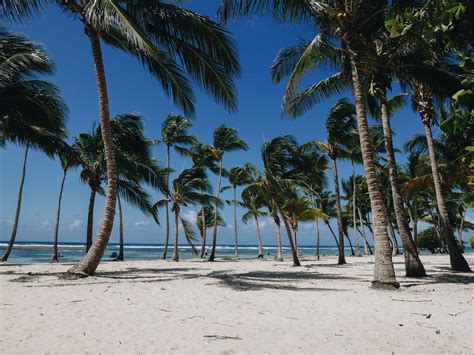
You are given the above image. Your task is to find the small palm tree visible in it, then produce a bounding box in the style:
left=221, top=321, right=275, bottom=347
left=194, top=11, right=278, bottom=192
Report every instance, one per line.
left=160, top=114, right=196, bottom=260
left=242, top=189, right=268, bottom=258
left=196, top=206, right=226, bottom=250
left=316, top=99, right=357, bottom=264
left=226, top=166, right=252, bottom=258
left=208, top=125, right=249, bottom=261
left=0, top=28, right=67, bottom=262
left=51, top=142, right=80, bottom=262
left=154, top=168, right=214, bottom=262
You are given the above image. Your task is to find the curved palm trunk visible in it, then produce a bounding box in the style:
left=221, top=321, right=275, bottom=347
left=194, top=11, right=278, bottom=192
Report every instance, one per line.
left=200, top=208, right=207, bottom=258
left=275, top=216, right=283, bottom=262
left=255, top=215, right=264, bottom=258
left=332, top=158, right=346, bottom=264
left=325, top=221, right=341, bottom=248
left=293, top=226, right=302, bottom=256
left=68, top=28, right=118, bottom=276
left=161, top=145, right=171, bottom=260
left=233, top=187, right=239, bottom=258
left=351, top=162, right=362, bottom=257
left=422, top=116, right=470, bottom=271
left=172, top=208, right=179, bottom=262
left=51, top=169, right=67, bottom=263
left=86, top=188, right=96, bottom=252
left=380, top=97, right=425, bottom=276
left=209, top=159, right=223, bottom=261
left=458, top=210, right=465, bottom=253
left=275, top=202, right=300, bottom=266
left=349, top=54, right=398, bottom=288
left=357, top=207, right=370, bottom=255
left=345, top=231, right=355, bottom=256
left=315, top=217, right=320, bottom=260
left=116, top=194, right=124, bottom=261
left=1, top=143, right=29, bottom=262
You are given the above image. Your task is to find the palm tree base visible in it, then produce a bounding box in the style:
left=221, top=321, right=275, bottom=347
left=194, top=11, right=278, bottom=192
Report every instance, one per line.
left=371, top=281, right=400, bottom=290
left=208, top=254, right=215, bottom=262
left=276, top=256, right=284, bottom=262
left=257, top=254, right=264, bottom=259
left=49, top=257, right=60, bottom=263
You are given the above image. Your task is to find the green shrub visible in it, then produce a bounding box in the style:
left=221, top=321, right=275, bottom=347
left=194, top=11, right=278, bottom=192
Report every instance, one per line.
left=418, top=228, right=440, bottom=253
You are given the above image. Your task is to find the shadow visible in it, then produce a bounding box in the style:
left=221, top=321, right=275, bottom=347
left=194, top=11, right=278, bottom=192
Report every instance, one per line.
left=204, top=270, right=355, bottom=292
left=402, top=272, right=474, bottom=288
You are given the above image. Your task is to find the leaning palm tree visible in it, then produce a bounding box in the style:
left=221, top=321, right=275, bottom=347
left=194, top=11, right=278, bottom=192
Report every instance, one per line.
left=2, top=0, right=240, bottom=276
left=0, top=28, right=68, bottom=262
left=196, top=206, right=226, bottom=258
left=208, top=125, right=248, bottom=261
left=243, top=136, right=302, bottom=266
left=51, top=142, right=80, bottom=262
left=154, top=168, right=214, bottom=262
left=159, top=113, right=196, bottom=260
left=316, top=99, right=357, bottom=264
left=220, top=0, right=400, bottom=288
left=241, top=189, right=268, bottom=258
left=226, top=166, right=252, bottom=258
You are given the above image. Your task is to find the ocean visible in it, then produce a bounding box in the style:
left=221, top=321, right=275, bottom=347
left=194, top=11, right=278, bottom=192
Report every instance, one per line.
left=2, top=241, right=470, bottom=264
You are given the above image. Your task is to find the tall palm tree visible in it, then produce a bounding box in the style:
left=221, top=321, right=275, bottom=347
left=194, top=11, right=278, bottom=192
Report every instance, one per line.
left=226, top=166, right=252, bottom=258
left=2, top=0, right=240, bottom=276
left=220, top=0, right=400, bottom=288
left=243, top=136, right=302, bottom=266
left=208, top=125, right=248, bottom=261
left=316, top=99, right=357, bottom=264
left=0, top=28, right=68, bottom=262
left=50, top=142, right=79, bottom=262
left=159, top=113, right=196, bottom=260
left=242, top=189, right=268, bottom=258
left=154, top=168, right=214, bottom=261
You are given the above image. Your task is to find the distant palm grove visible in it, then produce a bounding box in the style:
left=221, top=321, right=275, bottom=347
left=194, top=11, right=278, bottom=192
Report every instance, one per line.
left=0, top=0, right=473, bottom=289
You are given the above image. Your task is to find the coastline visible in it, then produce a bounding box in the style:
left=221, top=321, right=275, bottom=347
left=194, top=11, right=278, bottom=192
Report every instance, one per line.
left=1, top=254, right=472, bottom=354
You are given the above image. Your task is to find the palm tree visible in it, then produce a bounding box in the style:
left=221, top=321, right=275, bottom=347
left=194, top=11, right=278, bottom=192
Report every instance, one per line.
left=196, top=206, right=226, bottom=257
left=226, top=166, right=252, bottom=258
left=243, top=136, right=302, bottom=266
left=2, top=0, right=240, bottom=276
left=316, top=99, right=357, bottom=264
left=0, top=28, right=68, bottom=262
left=159, top=114, right=196, bottom=260
left=208, top=125, right=248, bottom=261
left=242, top=189, right=268, bottom=258
left=220, top=0, right=400, bottom=288
left=154, top=168, right=214, bottom=261
left=51, top=142, right=79, bottom=262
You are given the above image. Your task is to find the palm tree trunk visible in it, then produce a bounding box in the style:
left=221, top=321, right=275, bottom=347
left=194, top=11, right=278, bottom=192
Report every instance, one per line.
left=316, top=217, right=320, bottom=260
left=325, top=221, right=340, bottom=248
left=116, top=194, right=124, bottom=261
left=172, top=208, right=179, bottom=262
left=380, top=96, right=426, bottom=276
left=255, top=215, right=264, bottom=258
left=86, top=188, right=96, bottom=253
left=161, top=144, right=171, bottom=260
left=419, top=100, right=470, bottom=271
left=349, top=53, right=398, bottom=288
left=458, top=210, right=465, bottom=252
left=1, top=143, right=29, bottom=262
left=345, top=231, right=355, bottom=256
left=275, top=216, right=283, bottom=262
left=209, top=159, right=223, bottom=261
left=51, top=168, right=67, bottom=263
left=358, top=207, right=370, bottom=255
left=275, top=201, right=300, bottom=266
left=233, top=187, right=239, bottom=258
left=200, top=208, right=207, bottom=258
left=332, top=158, right=346, bottom=264
left=352, top=162, right=362, bottom=257
left=68, top=27, right=118, bottom=276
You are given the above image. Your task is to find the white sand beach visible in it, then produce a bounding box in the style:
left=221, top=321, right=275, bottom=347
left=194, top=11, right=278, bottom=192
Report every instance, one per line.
left=1, top=254, right=473, bottom=354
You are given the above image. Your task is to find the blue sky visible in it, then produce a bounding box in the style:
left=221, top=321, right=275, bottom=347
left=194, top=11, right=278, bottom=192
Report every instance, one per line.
left=0, top=1, right=435, bottom=246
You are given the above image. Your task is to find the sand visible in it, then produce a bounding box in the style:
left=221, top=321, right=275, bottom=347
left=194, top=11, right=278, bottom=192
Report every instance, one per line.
left=0, top=254, right=473, bottom=354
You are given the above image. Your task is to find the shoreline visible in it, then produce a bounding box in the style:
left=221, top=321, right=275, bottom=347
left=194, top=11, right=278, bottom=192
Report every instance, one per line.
left=1, top=254, right=473, bottom=354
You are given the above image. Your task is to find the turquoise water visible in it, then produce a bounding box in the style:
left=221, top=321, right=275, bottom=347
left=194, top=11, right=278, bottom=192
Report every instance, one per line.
left=0, top=241, right=345, bottom=264
left=2, top=241, right=470, bottom=264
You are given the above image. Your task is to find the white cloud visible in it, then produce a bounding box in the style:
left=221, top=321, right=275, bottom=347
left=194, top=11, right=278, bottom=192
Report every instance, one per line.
left=68, top=219, right=83, bottom=231
left=181, top=209, right=197, bottom=223
left=133, top=220, right=150, bottom=230
left=40, top=221, right=51, bottom=228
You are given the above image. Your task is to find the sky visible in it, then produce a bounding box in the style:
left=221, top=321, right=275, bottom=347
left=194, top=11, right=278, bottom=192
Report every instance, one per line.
left=0, top=1, right=438, bottom=246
